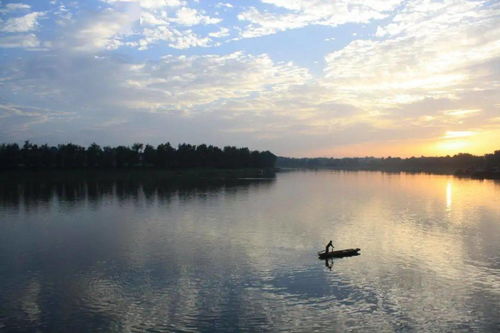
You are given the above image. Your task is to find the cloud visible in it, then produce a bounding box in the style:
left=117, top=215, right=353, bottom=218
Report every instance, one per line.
left=216, top=2, right=233, bottom=9
left=208, top=27, right=229, bottom=38
left=0, top=11, right=44, bottom=32
left=0, top=103, right=75, bottom=140
left=57, top=1, right=222, bottom=51
left=53, top=3, right=73, bottom=26
left=0, top=33, right=41, bottom=48
left=443, top=131, right=475, bottom=139
left=237, top=7, right=309, bottom=38
left=0, top=3, right=31, bottom=13
left=139, top=11, right=169, bottom=25
left=323, top=0, right=500, bottom=110
left=132, top=26, right=212, bottom=49
left=115, top=51, right=311, bottom=109
left=0, top=50, right=310, bottom=135
left=0, top=50, right=319, bottom=150
left=0, top=0, right=499, bottom=156
left=171, top=7, right=221, bottom=26
left=238, top=0, right=402, bottom=38
left=65, top=8, right=139, bottom=51
left=102, top=0, right=185, bottom=9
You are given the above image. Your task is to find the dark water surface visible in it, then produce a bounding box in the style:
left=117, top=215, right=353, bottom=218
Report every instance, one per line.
left=1, top=171, right=499, bottom=332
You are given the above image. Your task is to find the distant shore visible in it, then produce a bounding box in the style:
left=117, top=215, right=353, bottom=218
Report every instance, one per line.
left=276, top=150, right=500, bottom=179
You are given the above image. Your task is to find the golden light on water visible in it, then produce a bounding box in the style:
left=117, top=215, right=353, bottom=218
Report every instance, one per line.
left=446, top=181, right=452, bottom=211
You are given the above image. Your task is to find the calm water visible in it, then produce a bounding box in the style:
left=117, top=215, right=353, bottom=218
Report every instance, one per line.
left=1, top=171, right=499, bottom=332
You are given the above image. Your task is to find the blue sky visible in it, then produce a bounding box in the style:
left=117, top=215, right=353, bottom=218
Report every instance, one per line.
left=1, top=0, right=499, bottom=157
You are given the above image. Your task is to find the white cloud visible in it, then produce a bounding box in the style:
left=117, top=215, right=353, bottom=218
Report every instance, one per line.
left=261, top=0, right=401, bottom=13
left=53, top=4, right=73, bottom=26
left=102, top=0, right=185, bottom=9
left=374, top=0, right=484, bottom=38
left=64, top=1, right=223, bottom=50
left=167, top=30, right=211, bottom=48
left=172, top=7, right=221, bottom=26
left=322, top=0, right=500, bottom=111
left=0, top=3, right=31, bottom=13
left=0, top=12, right=44, bottom=32
left=133, top=26, right=212, bottom=50
left=118, top=52, right=311, bottom=108
left=140, top=11, right=169, bottom=25
left=0, top=33, right=40, bottom=48
left=237, top=8, right=308, bottom=38
left=238, top=0, right=402, bottom=38
left=216, top=2, right=233, bottom=9
left=70, top=9, right=139, bottom=51
left=0, top=51, right=311, bottom=113
left=208, top=27, right=229, bottom=38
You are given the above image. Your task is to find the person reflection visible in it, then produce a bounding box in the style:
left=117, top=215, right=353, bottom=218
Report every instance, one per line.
left=325, top=258, right=334, bottom=270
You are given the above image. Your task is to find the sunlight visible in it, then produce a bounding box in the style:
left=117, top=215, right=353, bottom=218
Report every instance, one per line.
left=430, top=131, right=476, bottom=155
left=443, top=131, right=475, bottom=139
left=435, top=140, right=469, bottom=154
left=443, top=109, right=480, bottom=117
left=446, top=181, right=452, bottom=211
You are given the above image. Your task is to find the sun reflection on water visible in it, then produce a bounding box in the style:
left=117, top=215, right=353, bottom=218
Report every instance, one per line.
left=446, top=181, right=452, bottom=211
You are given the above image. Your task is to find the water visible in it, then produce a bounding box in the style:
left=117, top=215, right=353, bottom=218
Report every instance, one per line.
left=0, top=171, right=499, bottom=332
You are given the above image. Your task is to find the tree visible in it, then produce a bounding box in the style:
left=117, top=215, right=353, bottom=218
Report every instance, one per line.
left=143, top=144, right=157, bottom=167
left=132, top=143, right=144, bottom=166
left=87, top=143, right=103, bottom=168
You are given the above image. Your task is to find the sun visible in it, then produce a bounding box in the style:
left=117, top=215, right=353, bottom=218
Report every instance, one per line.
left=426, top=129, right=500, bottom=156
left=435, top=140, right=469, bottom=153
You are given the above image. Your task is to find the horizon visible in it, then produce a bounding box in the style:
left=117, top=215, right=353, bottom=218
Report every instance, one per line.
left=1, top=0, right=499, bottom=157
left=2, top=140, right=498, bottom=160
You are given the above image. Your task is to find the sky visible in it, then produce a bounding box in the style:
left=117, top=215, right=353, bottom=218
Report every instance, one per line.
left=0, top=0, right=499, bottom=157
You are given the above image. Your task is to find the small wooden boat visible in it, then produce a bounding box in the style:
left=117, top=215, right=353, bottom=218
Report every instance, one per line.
left=318, top=248, right=360, bottom=259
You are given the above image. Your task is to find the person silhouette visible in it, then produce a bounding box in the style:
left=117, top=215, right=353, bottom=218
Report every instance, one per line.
left=325, top=240, right=334, bottom=254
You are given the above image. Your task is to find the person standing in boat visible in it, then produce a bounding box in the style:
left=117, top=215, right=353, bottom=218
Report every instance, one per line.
left=325, top=240, right=334, bottom=254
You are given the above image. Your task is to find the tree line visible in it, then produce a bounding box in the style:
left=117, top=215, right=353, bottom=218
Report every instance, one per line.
left=0, top=141, right=277, bottom=170
left=277, top=151, right=500, bottom=176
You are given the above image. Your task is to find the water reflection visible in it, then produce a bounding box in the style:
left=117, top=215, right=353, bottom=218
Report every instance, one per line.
left=0, top=173, right=276, bottom=213
left=324, top=258, right=334, bottom=270
left=0, top=171, right=499, bottom=332
left=446, top=181, right=452, bottom=211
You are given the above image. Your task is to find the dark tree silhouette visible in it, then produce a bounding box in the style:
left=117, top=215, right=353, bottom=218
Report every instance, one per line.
left=87, top=143, right=103, bottom=168
left=0, top=142, right=277, bottom=170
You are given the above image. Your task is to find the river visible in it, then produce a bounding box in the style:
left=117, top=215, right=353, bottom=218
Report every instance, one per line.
left=1, top=171, right=499, bottom=332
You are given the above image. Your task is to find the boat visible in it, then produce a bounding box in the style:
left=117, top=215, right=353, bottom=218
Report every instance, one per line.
left=318, top=248, right=360, bottom=259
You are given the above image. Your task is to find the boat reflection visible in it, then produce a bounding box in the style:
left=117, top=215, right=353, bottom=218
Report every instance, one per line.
left=321, top=252, right=361, bottom=270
